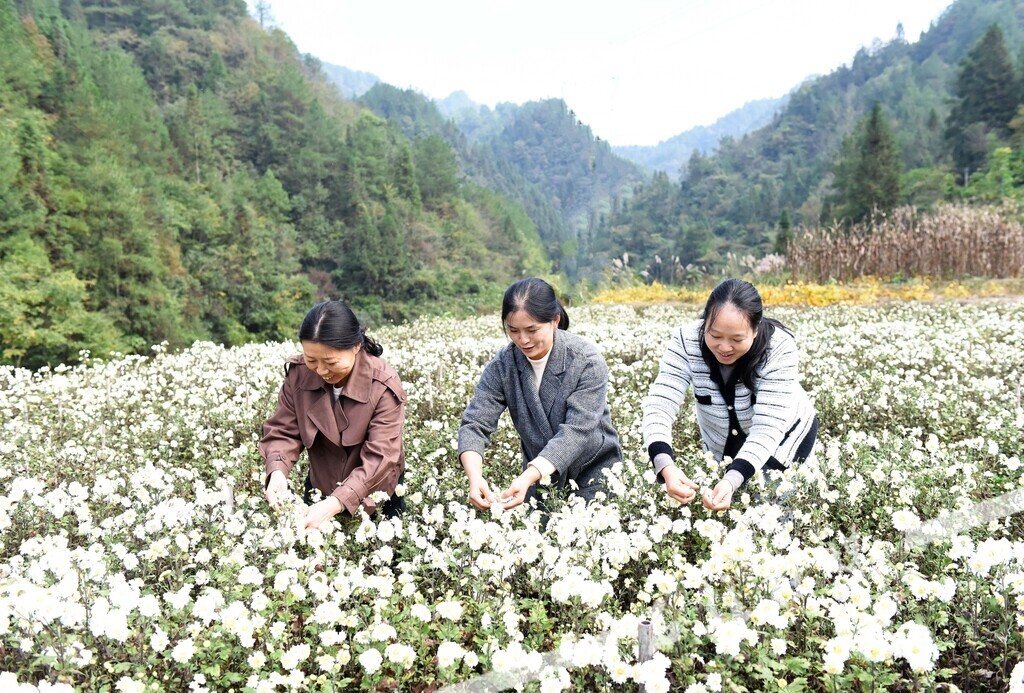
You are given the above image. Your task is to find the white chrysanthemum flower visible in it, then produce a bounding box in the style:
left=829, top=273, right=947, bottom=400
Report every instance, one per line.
left=436, top=600, right=463, bottom=621
left=891, top=509, right=921, bottom=531
left=170, top=638, right=195, bottom=664
left=237, top=565, right=263, bottom=586
left=358, top=648, right=383, bottom=675
left=437, top=641, right=467, bottom=668
left=384, top=642, right=416, bottom=669
left=280, top=643, right=310, bottom=671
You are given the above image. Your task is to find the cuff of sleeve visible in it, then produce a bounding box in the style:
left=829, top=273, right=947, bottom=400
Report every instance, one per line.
left=723, top=470, right=745, bottom=493
left=652, top=453, right=675, bottom=484
left=725, top=458, right=756, bottom=485
left=647, top=441, right=674, bottom=463
left=529, top=457, right=556, bottom=478
left=265, top=461, right=290, bottom=488
left=333, top=486, right=363, bottom=516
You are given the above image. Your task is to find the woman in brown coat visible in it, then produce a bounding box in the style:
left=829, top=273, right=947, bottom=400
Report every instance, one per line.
left=260, top=301, right=406, bottom=529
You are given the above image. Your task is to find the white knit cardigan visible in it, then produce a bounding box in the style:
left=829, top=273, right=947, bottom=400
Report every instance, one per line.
left=642, top=319, right=816, bottom=484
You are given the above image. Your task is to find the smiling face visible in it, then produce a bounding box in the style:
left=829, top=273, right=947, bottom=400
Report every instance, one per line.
left=301, top=341, right=361, bottom=385
left=505, top=310, right=560, bottom=360
left=704, top=303, right=757, bottom=365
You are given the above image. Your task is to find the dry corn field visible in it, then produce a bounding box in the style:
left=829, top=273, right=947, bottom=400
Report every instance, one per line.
left=787, top=205, right=1024, bottom=282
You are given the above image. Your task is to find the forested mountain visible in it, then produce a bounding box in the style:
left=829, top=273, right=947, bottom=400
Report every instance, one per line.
left=613, top=95, right=788, bottom=179
left=360, top=85, right=648, bottom=280
left=600, top=0, right=1024, bottom=281
left=0, top=0, right=549, bottom=368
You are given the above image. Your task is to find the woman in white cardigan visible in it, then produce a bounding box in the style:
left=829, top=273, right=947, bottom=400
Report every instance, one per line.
left=642, top=278, right=817, bottom=510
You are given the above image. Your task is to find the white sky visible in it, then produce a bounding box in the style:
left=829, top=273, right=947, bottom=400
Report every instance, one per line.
left=258, top=0, right=954, bottom=146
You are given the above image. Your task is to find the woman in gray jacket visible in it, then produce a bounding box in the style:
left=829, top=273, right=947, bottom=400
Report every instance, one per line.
left=643, top=278, right=818, bottom=511
left=458, top=278, right=622, bottom=510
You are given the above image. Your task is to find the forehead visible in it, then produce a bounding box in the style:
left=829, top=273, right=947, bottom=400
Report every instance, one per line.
left=505, top=310, right=550, bottom=329
left=706, top=304, right=754, bottom=334
left=301, top=341, right=351, bottom=359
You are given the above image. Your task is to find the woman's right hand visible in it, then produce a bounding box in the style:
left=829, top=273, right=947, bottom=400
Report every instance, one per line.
left=468, top=476, right=498, bottom=510
left=265, top=470, right=289, bottom=509
left=661, top=465, right=700, bottom=504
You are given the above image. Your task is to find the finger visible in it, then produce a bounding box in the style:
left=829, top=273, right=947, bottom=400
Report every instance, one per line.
left=667, top=489, right=694, bottom=504
left=668, top=484, right=695, bottom=503
left=683, top=478, right=700, bottom=490
left=500, top=494, right=523, bottom=509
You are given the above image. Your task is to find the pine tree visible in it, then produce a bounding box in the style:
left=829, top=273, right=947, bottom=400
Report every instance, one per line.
left=946, top=24, right=1018, bottom=174
left=774, top=209, right=793, bottom=255
left=830, top=102, right=901, bottom=224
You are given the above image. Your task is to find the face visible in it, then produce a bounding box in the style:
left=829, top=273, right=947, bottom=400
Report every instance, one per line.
left=704, top=303, right=757, bottom=365
left=505, top=310, right=560, bottom=360
left=301, top=341, right=361, bottom=385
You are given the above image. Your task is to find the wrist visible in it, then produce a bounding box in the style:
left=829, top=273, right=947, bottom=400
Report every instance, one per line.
left=523, top=465, right=542, bottom=484
left=329, top=495, right=344, bottom=513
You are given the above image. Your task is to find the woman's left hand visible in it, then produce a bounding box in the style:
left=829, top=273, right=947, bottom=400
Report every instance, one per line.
left=303, top=496, right=343, bottom=530
left=499, top=467, right=541, bottom=510
left=702, top=478, right=734, bottom=511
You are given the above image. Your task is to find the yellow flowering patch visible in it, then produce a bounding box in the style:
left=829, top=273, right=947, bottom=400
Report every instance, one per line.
left=592, top=278, right=1018, bottom=307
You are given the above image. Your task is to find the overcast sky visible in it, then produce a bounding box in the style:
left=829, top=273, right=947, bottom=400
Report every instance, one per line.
left=256, top=0, right=955, bottom=147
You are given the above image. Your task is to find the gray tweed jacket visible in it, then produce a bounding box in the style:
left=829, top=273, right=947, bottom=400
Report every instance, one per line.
left=457, top=330, right=621, bottom=487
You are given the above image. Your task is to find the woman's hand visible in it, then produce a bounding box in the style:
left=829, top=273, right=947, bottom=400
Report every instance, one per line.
left=499, top=467, right=541, bottom=510
left=702, top=478, right=735, bottom=511
left=303, top=496, right=342, bottom=530
left=661, top=465, right=700, bottom=504
left=461, top=451, right=499, bottom=510
left=468, top=477, right=498, bottom=510
left=265, top=470, right=289, bottom=509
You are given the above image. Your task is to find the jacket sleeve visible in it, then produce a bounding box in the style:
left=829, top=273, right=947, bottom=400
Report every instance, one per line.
left=259, top=369, right=305, bottom=487
left=333, top=383, right=406, bottom=515
left=727, top=333, right=803, bottom=482
left=535, top=349, right=612, bottom=474
left=457, top=354, right=508, bottom=458
left=642, top=330, right=693, bottom=464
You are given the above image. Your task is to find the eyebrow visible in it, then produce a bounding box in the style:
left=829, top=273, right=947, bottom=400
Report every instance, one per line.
left=707, top=327, right=749, bottom=337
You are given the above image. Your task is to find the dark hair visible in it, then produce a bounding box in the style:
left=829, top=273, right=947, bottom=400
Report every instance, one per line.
left=501, top=277, right=569, bottom=331
left=698, top=278, right=790, bottom=392
left=298, top=301, right=384, bottom=357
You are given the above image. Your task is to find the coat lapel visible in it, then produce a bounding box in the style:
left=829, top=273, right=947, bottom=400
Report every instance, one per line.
left=306, top=388, right=341, bottom=447
left=333, top=350, right=372, bottom=436
left=538, top=331, right=567, bottom=420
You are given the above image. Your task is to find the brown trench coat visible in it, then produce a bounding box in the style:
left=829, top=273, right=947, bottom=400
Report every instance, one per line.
left=259, top=350, right=406, bottom=515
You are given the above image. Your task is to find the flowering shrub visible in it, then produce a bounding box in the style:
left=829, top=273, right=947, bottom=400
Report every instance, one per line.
left=1, top=301, right=1022, bottom=691
left=592, top=277, right=1017, bottom=307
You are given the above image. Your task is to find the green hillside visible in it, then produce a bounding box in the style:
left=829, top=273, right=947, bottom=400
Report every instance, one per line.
left=0, top=0, right=549, bottom=368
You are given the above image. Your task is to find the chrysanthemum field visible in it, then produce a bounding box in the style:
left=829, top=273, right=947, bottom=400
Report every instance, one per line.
left=2, top=300, right=1023, bottom=692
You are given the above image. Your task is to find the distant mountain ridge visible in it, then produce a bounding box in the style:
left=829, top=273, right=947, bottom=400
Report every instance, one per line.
left=320, top=63, right=379, bottom=99
left=613, top=95, right=789, bottom=178
left=358, top=83, right=647, bottom=279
